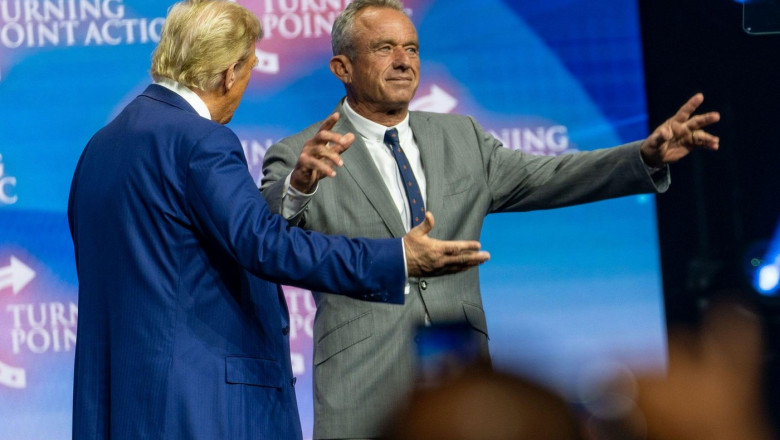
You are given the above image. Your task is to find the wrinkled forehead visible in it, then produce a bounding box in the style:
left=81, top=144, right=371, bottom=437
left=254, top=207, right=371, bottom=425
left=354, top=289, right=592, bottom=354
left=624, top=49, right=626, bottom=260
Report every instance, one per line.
left=353, top=7, right=418, bottom=44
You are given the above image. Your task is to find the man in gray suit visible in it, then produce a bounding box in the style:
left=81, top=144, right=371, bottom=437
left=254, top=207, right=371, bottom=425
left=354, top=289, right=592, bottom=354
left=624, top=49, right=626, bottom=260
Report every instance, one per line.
left=260, top=0, right=721, bottom=438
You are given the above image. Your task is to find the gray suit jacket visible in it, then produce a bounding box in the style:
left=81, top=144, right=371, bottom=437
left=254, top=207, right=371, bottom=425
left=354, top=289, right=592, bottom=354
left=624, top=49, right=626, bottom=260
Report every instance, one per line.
left=261, top=102, right=669, bottom=438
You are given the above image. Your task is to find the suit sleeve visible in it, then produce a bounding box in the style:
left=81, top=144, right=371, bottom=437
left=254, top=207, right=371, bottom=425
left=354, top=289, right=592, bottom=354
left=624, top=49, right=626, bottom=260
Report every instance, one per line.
left=468, top=116, right=670, bottom=213
left=259, top=136, right=306, bottom=224
left=183, top=125, right=405, bottom=304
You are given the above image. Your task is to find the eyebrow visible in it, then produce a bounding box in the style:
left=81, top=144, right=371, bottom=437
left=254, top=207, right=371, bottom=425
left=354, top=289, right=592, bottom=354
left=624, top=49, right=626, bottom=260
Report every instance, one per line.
left=369, top=38, right=419, bottom=49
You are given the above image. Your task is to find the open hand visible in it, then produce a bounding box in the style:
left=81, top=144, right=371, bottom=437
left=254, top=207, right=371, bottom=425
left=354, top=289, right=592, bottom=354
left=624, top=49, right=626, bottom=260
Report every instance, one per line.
left=640, top=93, right=720, bottom=168
left=290, top=112, right=355, bottom=193
left=403, top=212, right=490, bottom=277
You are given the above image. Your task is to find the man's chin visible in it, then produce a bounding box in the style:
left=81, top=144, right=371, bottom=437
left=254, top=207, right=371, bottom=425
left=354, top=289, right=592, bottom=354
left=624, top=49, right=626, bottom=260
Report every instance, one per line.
left=386, top=92, right=417, bottom=108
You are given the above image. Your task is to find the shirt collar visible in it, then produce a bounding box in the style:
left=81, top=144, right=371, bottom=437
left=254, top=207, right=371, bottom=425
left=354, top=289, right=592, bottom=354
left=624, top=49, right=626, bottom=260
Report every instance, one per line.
left=342, top=99, right=411, bottom=144
left=155, top=78, right=212, bottom=120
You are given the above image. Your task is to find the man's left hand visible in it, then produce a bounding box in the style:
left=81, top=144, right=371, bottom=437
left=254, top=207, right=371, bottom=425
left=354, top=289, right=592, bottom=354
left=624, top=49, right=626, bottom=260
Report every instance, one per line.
left=640, top=93, right=720, bottom=168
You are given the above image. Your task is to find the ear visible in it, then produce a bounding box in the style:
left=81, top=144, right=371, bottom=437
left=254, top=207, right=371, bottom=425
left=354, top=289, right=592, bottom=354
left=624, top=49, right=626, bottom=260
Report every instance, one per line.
left=224, top=62, right=238, bottom=92
left=329, top=55, right=352, bottom=84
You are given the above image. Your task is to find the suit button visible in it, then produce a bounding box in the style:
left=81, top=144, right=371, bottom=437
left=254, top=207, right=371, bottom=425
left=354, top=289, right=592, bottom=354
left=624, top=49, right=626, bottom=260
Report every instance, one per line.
left=282, top=326, right=290, bottom=335
left=291, top=377, right=297, bottom=386
left=420, top=280, right=428, bottom=290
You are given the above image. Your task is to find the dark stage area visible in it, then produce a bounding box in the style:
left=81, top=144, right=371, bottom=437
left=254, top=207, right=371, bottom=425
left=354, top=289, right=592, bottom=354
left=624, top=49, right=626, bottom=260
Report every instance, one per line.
left=641, top=0, right=780, bottom=426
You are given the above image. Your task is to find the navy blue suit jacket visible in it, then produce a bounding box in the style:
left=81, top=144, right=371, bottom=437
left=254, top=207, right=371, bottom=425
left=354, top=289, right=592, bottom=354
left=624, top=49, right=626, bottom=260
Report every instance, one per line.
left=68, top=84, right=405, bottom=440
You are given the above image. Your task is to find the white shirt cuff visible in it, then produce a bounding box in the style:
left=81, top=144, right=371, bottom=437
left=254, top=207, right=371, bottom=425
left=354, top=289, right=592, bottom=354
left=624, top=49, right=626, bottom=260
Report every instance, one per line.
left=401, top=240, right=409, bottom=295
left=281, top=173, right=316, bottom=219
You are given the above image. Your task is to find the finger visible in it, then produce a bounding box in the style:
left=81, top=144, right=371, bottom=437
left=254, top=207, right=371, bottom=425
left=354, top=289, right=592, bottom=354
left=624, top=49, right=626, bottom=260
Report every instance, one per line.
left=298, top=155, right=339, bottom=177
left=329, top=133, right=355, bottom=155
left=436, top=251, right=491, bottom=274
left=443, top=240, right=483, bottom=254
left=694, top=131, right=719, bottom=150
left=304, top=143, right=347, bottom=168
left=463, top=250, right=490, bottom=264
left=686, top=125, right=719, bottom=149
left=313, top=131, right=355, bottom=155
left=669, top=120, right=694, bottom=142
left=316, top=112, right=341, bottom=133
left=672, top=93, right=704, bottom=123
left=407, top=211, right=438, bottom=237
left=411, top=211, right=434, bottom=236
left=685, top=112, right=721, bottom=131
left=448, top=250, right=491, bottom=265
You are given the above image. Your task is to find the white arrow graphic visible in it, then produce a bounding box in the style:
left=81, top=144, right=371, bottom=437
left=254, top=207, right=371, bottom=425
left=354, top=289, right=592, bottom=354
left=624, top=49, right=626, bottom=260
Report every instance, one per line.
left=0, top=360, right=26, bottom=389
left=409, top=85, right=458, bottom=113
left=0, top=256, right=36, bottom=294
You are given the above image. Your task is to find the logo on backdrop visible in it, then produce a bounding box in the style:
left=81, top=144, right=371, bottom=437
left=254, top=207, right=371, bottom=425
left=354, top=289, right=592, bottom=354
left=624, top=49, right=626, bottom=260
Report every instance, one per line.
left=410, top=85, right=458, bottom=113
left=0, top=0, right=166, bottom=80
left=412, top=84, right=574, bottom=155
left=0, top=255, right=35, bottom=388
left=247, top=0, right=370, bottom=75
left=487, top=124, right=573, bottom=156
left=0, top=154, right=17, bottom=205
left=0, top=0, right=165, bottom=48
left=413, top=84, right=575, bottom=155
left=283, top=286, right=315, bottom=375
left=245, top=0, right=422, bottom=75
left=0, top=254, right=77, bottom=389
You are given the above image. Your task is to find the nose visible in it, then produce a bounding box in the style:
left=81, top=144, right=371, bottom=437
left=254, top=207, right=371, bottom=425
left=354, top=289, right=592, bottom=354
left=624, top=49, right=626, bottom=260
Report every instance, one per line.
left=392, top=47, right=411, bottom=70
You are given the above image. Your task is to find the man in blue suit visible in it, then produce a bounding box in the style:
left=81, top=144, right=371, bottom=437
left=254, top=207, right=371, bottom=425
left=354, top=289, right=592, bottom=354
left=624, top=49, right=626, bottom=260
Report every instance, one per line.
left=67, top=1, right=489, bottom=439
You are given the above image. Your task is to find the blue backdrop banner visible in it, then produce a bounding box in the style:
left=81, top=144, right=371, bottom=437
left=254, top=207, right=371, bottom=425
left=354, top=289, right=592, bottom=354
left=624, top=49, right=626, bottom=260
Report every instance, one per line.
left=0, top=1, right=664, bottom=438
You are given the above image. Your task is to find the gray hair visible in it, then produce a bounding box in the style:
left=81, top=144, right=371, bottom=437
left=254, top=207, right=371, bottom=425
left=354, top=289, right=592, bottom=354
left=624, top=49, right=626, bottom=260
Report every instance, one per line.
left=151, top=0, right=262, bottom=93
left=331, top=0, right=406, bottom=59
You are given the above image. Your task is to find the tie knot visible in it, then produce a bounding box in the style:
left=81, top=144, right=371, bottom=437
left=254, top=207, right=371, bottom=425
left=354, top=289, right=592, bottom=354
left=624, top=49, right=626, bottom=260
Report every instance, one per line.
left=384, top=128, right=400, bottom=147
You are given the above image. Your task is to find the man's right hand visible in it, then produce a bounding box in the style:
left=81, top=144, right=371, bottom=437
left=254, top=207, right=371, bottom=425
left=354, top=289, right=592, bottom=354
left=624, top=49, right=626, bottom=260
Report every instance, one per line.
left=290, top=112, right=354, bottom=193
left=403, top=212, right=490, bottom=277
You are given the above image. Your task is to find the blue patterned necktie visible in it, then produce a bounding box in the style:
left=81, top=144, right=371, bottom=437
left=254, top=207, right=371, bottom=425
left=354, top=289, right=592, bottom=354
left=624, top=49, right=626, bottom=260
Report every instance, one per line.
left=384, top=128, right=426, bottom=227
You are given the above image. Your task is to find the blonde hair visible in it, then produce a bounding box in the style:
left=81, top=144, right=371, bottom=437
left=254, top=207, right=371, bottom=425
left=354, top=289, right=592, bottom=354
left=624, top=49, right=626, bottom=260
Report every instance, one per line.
left=151, top=0, right=262, bottom=92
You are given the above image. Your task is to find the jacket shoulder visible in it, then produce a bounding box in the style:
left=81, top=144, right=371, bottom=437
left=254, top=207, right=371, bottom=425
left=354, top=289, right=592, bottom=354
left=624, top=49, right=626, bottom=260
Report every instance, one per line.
left=411, top=110, right=473, bottom=122
left=410, top=110, right=480, bottom=130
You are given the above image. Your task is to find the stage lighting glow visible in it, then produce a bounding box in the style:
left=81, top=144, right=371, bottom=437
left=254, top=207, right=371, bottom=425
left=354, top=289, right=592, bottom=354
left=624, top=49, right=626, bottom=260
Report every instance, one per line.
left=755, top=263, right=780, bottom=295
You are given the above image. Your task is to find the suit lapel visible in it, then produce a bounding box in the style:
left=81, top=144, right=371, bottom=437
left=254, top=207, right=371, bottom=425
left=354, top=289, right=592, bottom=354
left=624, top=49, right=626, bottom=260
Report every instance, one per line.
left=334, top=105, right=407, bottom=238
left=410, top=112, right=445, bottom=238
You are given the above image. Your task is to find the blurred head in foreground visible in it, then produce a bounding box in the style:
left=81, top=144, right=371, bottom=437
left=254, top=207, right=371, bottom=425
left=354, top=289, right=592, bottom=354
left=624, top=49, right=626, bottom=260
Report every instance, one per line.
left=605, top=299, right=775, bottom=440
left=384, top=368, right=584, bottom=440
